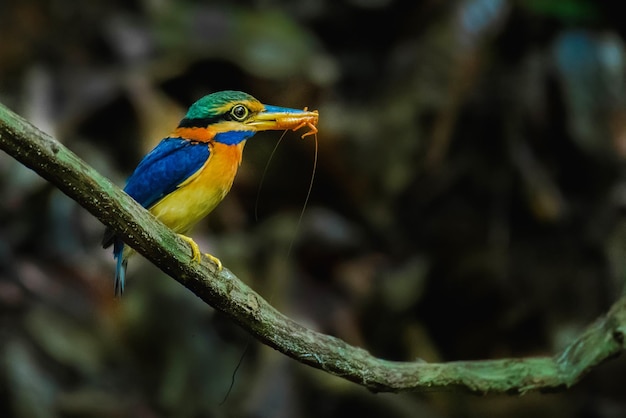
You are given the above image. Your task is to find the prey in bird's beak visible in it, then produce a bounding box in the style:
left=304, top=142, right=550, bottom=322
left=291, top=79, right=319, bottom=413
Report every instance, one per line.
left=247, top=105, right=319, bottom=138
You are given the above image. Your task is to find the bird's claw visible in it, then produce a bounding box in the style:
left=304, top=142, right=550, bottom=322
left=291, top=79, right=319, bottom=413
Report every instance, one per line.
left=178, top=234, right=202, bottom=263
left=177, top=234, right=222, bottom=271
left=204, top=253, right=223, bottom=271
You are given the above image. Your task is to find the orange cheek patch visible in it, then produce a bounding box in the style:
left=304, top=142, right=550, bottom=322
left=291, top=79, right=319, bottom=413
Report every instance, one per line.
left=171, top=127, right=216, bottom=142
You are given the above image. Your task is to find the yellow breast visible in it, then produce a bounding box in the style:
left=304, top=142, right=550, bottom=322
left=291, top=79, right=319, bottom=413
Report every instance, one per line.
left=148, top=141, right=246, bottom=234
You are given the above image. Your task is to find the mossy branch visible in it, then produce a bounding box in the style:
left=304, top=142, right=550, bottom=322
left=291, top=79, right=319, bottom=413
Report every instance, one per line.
left=1, top=102, right=625, bottom=394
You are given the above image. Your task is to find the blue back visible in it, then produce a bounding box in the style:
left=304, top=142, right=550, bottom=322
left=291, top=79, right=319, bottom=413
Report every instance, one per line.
left=124, top=137, right=210, bottom=209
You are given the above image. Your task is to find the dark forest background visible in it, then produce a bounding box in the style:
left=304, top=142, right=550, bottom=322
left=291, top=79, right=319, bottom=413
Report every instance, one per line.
left=2, top=0, right=626, bottom=417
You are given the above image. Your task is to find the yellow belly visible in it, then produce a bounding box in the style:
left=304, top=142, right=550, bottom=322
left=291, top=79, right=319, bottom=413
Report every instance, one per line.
left=148, top=141, right=245, bottom=234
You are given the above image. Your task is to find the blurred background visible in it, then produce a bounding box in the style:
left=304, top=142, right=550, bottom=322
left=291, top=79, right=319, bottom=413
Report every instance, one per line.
left=2, top=0, right=626, bottom=417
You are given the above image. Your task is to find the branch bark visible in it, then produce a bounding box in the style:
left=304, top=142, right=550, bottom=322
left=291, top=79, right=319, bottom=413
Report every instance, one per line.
left=1, top=101, right=624, bottom=394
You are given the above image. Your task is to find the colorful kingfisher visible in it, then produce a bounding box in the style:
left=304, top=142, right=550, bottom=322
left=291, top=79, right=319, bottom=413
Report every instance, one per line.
left=102, top=90, right=319, bottom=295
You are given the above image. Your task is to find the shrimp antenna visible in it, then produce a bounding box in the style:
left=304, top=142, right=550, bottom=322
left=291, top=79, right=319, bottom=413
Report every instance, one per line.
left=254, top=130, right=288, bottom=222
left=286, top=132, right=318, bottom=259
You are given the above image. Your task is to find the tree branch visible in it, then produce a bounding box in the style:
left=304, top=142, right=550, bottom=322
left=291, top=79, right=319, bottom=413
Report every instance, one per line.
left=1, top=101, right=624, bottom=394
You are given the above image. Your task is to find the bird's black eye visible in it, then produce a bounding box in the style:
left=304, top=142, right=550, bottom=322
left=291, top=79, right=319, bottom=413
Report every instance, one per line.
left=230, top=104, right=249, bottom=121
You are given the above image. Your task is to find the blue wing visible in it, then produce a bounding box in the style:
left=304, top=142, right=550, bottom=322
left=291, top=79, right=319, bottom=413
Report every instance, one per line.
left=101, top=137, right=209, bottom=251
left=124, top=137, right=210, bottom=209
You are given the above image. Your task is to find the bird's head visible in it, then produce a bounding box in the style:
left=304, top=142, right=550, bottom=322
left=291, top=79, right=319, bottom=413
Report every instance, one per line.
left=176, top=90, right=318, bottom=145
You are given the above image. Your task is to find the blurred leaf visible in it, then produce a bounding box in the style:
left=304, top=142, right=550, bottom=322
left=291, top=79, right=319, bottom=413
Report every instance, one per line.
left=552, top=30, right=626, bottom=160
left=24, top=306, right=104, bottom=376
left=153, top=6, right=335, bottom=82
left=3, top=339, right=57, bottom=418
left=522, top=0, right=601, bottom=22
left=124, top=76, right=185, bottom=152
left=380, top=256, right=429, bottom=313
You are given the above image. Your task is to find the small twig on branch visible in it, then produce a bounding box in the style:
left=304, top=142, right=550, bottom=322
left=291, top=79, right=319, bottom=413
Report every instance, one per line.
left=1, top=102, right=624, bottom=394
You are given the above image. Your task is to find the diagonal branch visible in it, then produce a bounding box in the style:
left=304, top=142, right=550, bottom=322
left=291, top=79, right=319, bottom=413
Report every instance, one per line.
left=1, top=101, right=625, bottom=394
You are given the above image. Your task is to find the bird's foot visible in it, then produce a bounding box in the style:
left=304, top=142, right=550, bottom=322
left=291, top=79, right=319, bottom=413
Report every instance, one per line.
left=177, top=234, right=223, bottom=271
left=178, top=234, right=202, bottom=263
left=204, top=253, right=223, bottom=271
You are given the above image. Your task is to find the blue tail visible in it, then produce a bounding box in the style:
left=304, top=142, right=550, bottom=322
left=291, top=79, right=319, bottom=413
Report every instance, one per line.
left=113, top=239, right=127, bottom=297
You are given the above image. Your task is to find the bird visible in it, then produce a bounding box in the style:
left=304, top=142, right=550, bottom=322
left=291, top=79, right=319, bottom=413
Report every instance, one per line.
left=102, top=90, right=318, bottom=296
